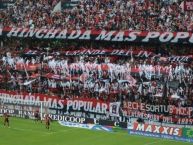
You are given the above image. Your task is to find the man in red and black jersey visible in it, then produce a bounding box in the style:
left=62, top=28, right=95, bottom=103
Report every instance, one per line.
left=3, top=113, right=9, bottom=127
left=45, top=114, right=51, bottom=130
left=34, top=110, right=41, bottom=122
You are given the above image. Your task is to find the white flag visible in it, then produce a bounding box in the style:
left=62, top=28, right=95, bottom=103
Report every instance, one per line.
left=52, top=1, right=61, bottom=14
left=109, top=102, right=121, bottom=117
left=23, top=79, right=36, bottom=86
left=180, top=1, right=184, bottom=12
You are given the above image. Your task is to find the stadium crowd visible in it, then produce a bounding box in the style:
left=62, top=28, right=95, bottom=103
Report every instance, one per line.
left=0, top=42, right=192, bottom=109
left=0, top=0, right=193, bottom=31
left=0, top=0, right=193, bottom=121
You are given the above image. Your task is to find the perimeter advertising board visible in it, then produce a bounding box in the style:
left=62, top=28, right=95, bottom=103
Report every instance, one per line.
left=128, top=122, right=193, bottom=143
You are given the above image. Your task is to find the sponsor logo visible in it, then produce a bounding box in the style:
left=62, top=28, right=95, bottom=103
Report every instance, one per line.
left=183, top=128, right=193, bottom=138
left=48, top=114, right=86, bottom=123
left=128, top=130, right=193, bottom=143
left=58, top=121, right=112, bottom=132
left=91, top=125, right=112, bottom=132
left=58, top=121, right=93, bottom=129
left=133, top=123, right=182, bottom=136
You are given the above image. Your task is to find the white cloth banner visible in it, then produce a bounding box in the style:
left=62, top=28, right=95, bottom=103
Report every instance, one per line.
left=109, top=102, right=121, bottom=117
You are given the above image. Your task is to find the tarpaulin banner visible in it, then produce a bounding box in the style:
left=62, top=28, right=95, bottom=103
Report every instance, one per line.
left=128, top=122, right=193, bottom=142
left=24, top=49, right=193, bottom=62
left=0, top=108, right=94, bottom=123
left=125, top=101, right=193, bottom=117
left=132, top=122, right=182, bottom=136
left=125, top=110, right=193, bottom=125
left=1, top=27, right=193, bottom=44
left=128, top=130, right=193, bottom=143
left=0, top=90, right=120, bottom=115
left=62, top=49, right=193, bottom=62
left=0, top=90, right=192, bottom=124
